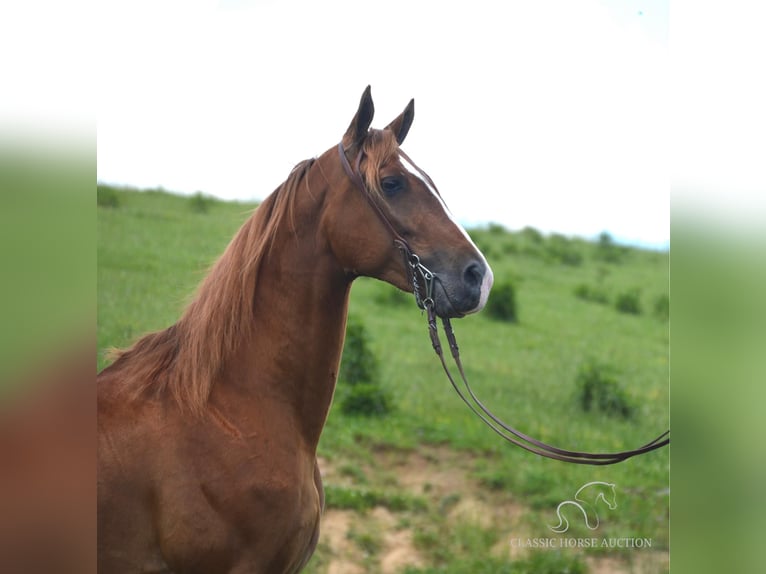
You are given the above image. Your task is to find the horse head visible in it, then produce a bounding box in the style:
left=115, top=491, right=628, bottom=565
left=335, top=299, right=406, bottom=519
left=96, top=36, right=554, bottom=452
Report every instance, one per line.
left=576, top=481, right=619, bottom=511
left=325, top=86, right=493, bottom=318
left=599, top=483, right=618, bottom=510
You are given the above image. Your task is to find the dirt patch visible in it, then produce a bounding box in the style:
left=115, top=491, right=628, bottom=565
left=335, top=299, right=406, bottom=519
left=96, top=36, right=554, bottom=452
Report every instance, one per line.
left=316, top=446, right=666, bottom=574
left=390, top=447, right=474, bottom=496
left=380, top=528, right=422, bottom=574
left=321, top=510, right=364, bottom=574
left=317, top=506, right=424, bottom=574
left=320, top=445, right=530, bottom=572
left=372, top=507, right=424, bottom=574
left=388, top=445, right=526, bottom=532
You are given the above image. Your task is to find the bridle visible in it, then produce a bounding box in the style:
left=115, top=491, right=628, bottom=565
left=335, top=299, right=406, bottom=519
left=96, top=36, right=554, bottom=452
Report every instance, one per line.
left=337, top=142, right=438, bottom=310
left=338, top=142, right=670, bottom=465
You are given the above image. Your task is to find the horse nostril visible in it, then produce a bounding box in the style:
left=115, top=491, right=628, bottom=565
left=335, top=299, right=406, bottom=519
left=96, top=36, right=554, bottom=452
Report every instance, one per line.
left=463, top=261, right=484, bottom=289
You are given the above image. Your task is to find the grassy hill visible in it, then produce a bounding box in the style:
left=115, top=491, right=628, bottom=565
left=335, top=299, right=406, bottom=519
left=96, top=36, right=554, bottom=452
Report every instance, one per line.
left=98, top=184, right=669, bottom=573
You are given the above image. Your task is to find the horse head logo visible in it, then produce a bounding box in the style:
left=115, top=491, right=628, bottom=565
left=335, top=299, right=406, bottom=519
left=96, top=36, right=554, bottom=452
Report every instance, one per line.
left=549, top=481, right=617, bottom=533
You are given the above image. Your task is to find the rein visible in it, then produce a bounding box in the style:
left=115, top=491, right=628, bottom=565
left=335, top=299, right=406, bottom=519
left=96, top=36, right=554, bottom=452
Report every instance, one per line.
left=338, top=142, right=670, bottom=465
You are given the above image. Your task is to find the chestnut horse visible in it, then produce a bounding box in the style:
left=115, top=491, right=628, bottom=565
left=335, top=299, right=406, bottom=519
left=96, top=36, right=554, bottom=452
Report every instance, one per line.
left=97, top=86, right=493, bottom=573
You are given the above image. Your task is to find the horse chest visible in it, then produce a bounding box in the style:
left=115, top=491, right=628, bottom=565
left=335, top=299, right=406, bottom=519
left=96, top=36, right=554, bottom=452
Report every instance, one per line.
left=157, top=447, right=322, bottom=573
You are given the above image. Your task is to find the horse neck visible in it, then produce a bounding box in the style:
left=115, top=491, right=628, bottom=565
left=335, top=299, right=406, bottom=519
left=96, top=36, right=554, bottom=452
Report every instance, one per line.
left=220, top=162, right=351, bottom=450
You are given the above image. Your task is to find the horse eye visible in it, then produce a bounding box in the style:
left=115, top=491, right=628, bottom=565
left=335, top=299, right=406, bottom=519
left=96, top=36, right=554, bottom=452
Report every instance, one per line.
left=380, top=176, right=404, bottom=197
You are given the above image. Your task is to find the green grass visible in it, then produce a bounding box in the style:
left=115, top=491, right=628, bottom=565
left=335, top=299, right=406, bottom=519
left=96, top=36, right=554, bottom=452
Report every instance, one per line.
left=324, top=485, right=427, bottom=513
left=98, top=185, right=669, bottom=570
left=404, top=549, right=587, bottom=574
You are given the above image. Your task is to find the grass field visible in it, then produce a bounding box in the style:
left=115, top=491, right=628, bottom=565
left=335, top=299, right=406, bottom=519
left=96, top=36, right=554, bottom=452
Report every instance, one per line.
left=98, top=185, right=669, bottom=573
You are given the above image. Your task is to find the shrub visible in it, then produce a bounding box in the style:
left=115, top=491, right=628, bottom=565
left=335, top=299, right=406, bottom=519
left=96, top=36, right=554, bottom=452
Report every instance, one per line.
left=472, top=237, right=495, bottom=259
left=654, top=293, right=670, bottom=321
left=573, top=283, right=609, bottom=305
left=516, top=227, right=545, bottom=258
left=615, top=288, right=642, bottom=315
left=340, top=383, right=392, bottom=417
left=339, top=316, right=391, bottom=416
left=500, top=239, right=519, bottom=255
left=575, top=360, right=634, bottom=419
left=487, top=222, right=508, bottom=235
left=520, top=226, right=544, bottom=244
left=595, top=231, right=628, bottom=264
left=97, top=186, right=120, bottom=208
left=545, top=233, right=583, bottom=266
left=339, top=316, right=379, bottom=386
left=485, top=281, right=518, bottom=322
left=189, top=191, right=213, bottom=213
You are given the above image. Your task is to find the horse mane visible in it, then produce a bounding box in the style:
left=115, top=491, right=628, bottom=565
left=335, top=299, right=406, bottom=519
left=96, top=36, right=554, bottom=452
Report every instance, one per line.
left=107, top=159, right=316, bottom=413
left=106, top=130, right=400, bottom=414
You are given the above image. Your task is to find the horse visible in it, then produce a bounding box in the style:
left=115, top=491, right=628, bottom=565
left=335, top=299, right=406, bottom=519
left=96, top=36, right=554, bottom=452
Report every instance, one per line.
left=549, top=481, right=618, bottom=533
left=97, top=86, right=494, bottom=573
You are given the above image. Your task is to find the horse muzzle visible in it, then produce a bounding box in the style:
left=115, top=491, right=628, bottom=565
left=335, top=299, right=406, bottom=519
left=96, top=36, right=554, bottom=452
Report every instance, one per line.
left=430, top=259, right=494, bottom=318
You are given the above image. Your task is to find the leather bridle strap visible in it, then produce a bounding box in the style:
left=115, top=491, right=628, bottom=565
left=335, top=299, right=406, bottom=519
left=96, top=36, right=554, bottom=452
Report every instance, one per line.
left=338, top=142, right=436, bottom=308
left=338, top=141, right=669, bottom=464
left=337, top=142, right=410, bottom=258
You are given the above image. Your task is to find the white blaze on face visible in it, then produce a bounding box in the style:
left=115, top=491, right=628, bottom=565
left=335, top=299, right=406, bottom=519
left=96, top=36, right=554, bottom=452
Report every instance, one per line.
left=400, top=154, right=494, bottom=314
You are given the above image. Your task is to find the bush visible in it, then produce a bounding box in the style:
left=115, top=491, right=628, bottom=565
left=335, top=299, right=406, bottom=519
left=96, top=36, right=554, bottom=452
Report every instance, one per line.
left=341, top=383, right=392, bottom=417
left=97, top=186, right=120, bottom=208
left=500, top=239, right=519, bottom=255
left=520, top=226, right=544, bottom=244
left=189, top=191, right=213, bottom=213
left=516, top=227, right=545, bottom=258
left=485, top=281, right=518, bottom=322
left=545, top=233, right=583, bottom=266
left=573, top=283, right=609, bottom=305
left=339, top=316, right=379, bottom=386
left=339, top=316, right=392, bottom=416
left=615, top=288, right=642, bottom=315
left=472, top=237, right=495, bottom=260
left=487, top=222, right=508, bottom=235
left=575, top=360, right=634, bottom=419
left=595, top=231, right=628, bottom=264
left=654, top=293, right=670, bottom=321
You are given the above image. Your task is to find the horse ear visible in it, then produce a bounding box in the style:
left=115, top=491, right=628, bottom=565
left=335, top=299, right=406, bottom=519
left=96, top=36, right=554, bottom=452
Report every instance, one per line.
left=343, top=85, right=375, bottom=148
left=386, top=98, right=415, bottom=145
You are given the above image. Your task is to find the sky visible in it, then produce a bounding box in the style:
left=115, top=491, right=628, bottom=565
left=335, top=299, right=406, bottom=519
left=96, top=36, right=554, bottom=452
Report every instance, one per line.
left=96, top=0, right=672, bottom=248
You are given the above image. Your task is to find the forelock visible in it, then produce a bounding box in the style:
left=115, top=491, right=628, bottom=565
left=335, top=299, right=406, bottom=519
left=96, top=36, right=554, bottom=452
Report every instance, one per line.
left=360, top=129, right=400, bottom=197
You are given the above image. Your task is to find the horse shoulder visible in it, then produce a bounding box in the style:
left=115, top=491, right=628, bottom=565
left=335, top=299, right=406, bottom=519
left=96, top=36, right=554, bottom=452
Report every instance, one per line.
left=157, top=407, right=322, bottom=572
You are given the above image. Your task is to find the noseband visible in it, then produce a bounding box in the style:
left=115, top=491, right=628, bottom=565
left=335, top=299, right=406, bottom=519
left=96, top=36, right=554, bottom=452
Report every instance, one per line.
left=337, top=142, right=670, bottom=465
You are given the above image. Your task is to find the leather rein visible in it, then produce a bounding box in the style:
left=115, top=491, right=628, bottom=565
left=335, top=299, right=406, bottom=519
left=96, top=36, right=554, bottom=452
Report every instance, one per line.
left=338, top=142, right=670, bottom=465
